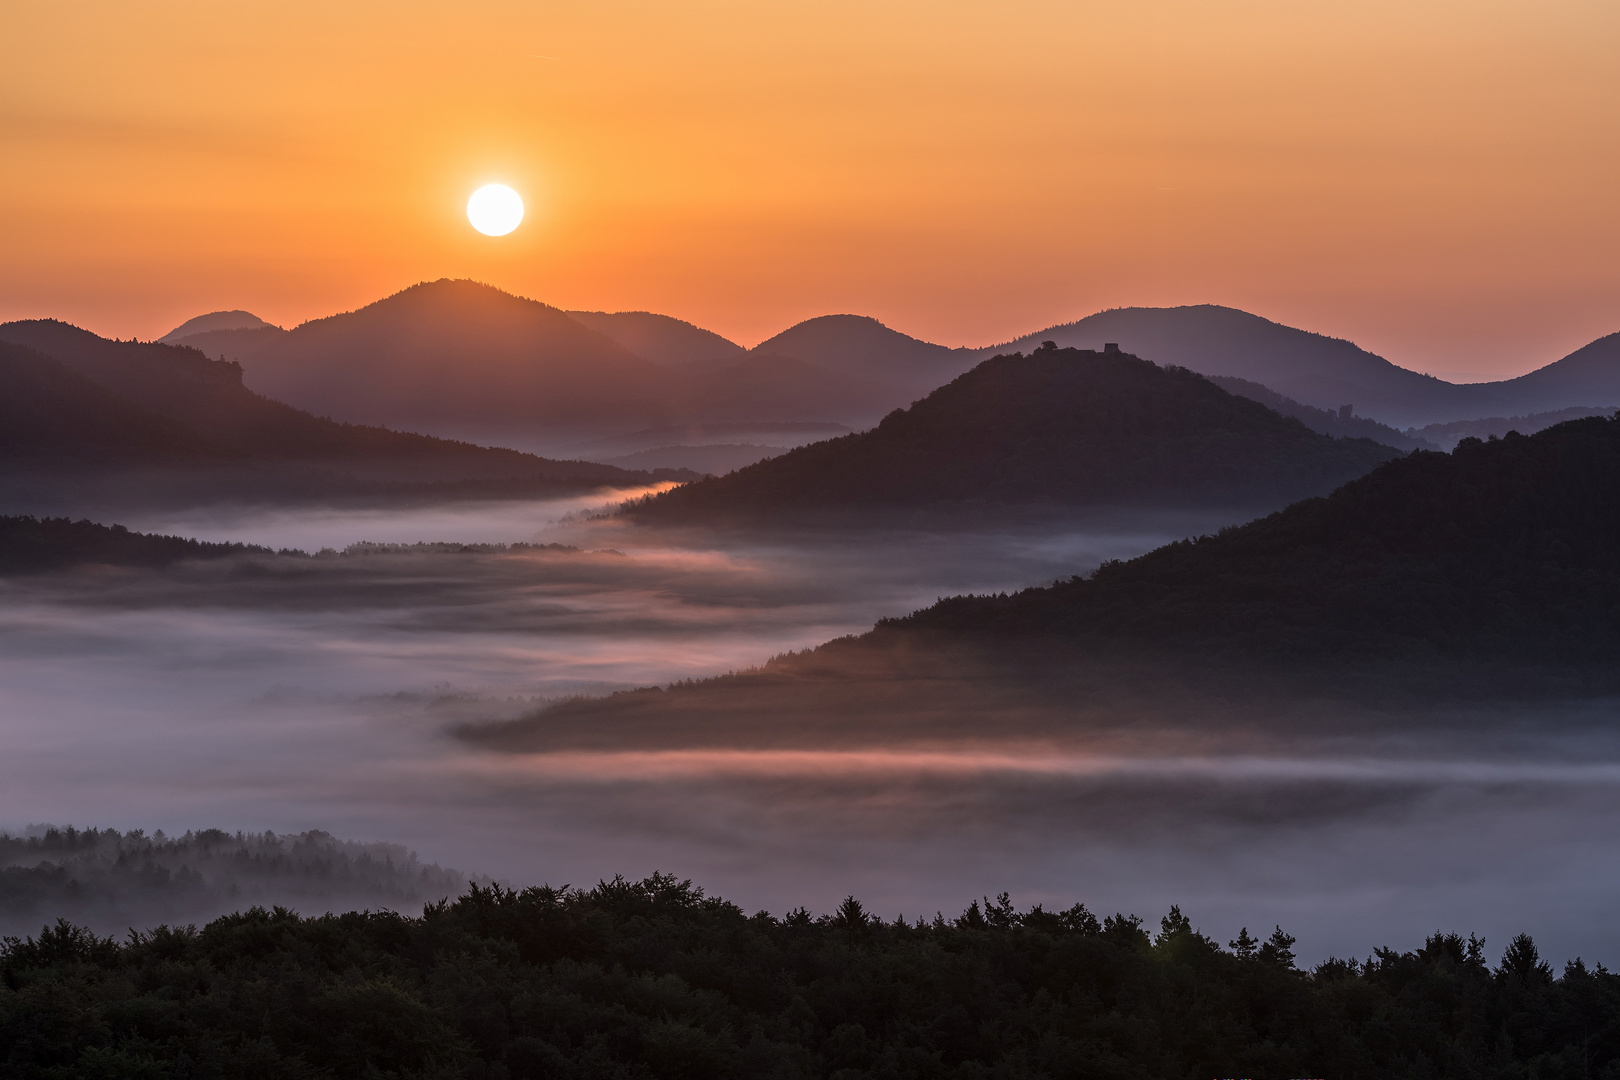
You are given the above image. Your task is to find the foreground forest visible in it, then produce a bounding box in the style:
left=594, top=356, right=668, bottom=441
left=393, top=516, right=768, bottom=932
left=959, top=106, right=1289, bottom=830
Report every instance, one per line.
left=1, top=874, right=1611, bottom=1079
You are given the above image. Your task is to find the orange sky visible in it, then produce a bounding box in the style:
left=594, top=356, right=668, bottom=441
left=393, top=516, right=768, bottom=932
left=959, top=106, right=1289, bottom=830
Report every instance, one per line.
left=3, top=0, right=1618, bottom=380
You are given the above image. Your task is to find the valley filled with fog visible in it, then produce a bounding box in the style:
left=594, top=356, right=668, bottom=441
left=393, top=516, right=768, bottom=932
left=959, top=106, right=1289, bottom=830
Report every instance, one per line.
left=4, top=489, right=1620, bottom=965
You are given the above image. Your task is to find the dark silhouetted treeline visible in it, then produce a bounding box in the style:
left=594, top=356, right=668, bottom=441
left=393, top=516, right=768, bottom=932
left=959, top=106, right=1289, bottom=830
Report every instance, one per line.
left=0, top=516, right=271, bottom=574
left=890, top=416, right=1620, bottom=688
left=0, top=515, right=603, bottom=575
left=0, top=326, right=695, bottom=511
left=3, top=874, right=1615, bottom=1078
left=624, top=347, right=1399, bottom=525
left=0, top=827, right=469, bottom=940
left=1206, top=373, right=1437, bottom=451
left=1407, top=405, right=1617, bottom=451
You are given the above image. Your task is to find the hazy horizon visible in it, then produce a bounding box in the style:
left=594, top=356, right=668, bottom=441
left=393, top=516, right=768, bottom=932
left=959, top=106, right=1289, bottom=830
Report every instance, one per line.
left=9, top=284, right=1617, bottom=388
left=6, top=3, right=1620, bottom=381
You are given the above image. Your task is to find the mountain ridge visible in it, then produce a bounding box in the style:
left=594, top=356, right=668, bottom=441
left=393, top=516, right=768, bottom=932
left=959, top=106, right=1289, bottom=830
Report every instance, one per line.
left=623, top=345, right=1401, bottom=525
left=0, top=319, right=695, bottom=507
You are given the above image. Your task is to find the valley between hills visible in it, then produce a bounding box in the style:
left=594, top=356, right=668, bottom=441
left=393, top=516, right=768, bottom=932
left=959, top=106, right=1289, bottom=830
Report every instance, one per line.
left=7, top=281, right=1620, bottom=1077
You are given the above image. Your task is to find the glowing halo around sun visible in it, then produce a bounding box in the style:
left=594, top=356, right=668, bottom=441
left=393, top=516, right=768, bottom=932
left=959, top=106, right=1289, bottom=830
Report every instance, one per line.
left=467, top=184, right=524, bottom=236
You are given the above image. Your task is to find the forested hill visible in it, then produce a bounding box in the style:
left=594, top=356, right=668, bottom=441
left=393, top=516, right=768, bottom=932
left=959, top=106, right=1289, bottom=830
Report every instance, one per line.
left=0, top=516, right=272, bottom=574
left=893, top=416, right=1620, bottom=675
left=1, top=874, right=1611, bottom=1079
left=624, top=346, right=1400, bottom=524
left=0, top=322, right=694, bottom=495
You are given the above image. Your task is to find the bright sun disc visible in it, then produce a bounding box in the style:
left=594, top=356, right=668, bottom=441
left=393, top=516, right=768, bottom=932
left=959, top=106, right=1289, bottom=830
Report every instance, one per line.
left=467, top=184, right=524, bottom=236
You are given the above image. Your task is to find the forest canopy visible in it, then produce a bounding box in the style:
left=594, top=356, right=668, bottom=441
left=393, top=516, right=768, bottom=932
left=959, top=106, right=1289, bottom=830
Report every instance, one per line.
left=1, top=875, right=1613, bottom=1079
left=887, top=415, right=1620, bottom=685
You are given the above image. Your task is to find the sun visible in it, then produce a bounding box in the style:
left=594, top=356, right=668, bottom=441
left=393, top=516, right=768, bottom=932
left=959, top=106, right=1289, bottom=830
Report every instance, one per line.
left=467, top=184, right=524, bottom=236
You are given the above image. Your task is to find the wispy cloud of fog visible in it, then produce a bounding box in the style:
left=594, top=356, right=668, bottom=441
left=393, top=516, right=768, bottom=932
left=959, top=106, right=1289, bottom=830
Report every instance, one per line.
left=7, top=496, right=1620, bottom=965
left=110, top=486, right=681, bottom=552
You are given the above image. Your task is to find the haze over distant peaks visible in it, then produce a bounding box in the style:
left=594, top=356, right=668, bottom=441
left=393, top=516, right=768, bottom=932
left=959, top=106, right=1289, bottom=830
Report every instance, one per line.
left=566, top=310, right=744, bottom=367
left=0, top=316, right=693, bottom=510
left=992, top=305, right=1620, bottom=427
left=1495, top=331, right=1620, bottom=413
left=626, top=345, right=1398, bottom=525
left=193, top=280, right=674, bottom=439
left=988, top=305, right=1505, bottom=427
left=164, top=282, right=928, bottom=444
left=159, top=310, right=278, bottom=343
left=153, top=285, right=1620, bottom=437
left=751, top=314, right=975, bottom=389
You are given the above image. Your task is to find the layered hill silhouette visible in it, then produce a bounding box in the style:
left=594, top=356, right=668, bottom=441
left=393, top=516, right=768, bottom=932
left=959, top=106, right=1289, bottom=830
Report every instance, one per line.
left=157, top=285, right=1620, bottom=441
left=623, top=345, right=1400, bottom=525
left=987, top=305, right=1513, bottom=426
left=893, top=416, right=1620, bottom=674
left=750, top=313, right=976, bottom=390
left=1206, top=375, right=1436, bottom=451
left=563, top=309, right=743, bottom=367
left=1491, top=331, right=1620, bottom=414
left=0, top=320, right=690, bottom=507
left=0, top=341, right=227, bottom=469
left=181, top=281, right=912, bottom=441
left=472, top=414, right=1620, bottom=755
left=159, top=309, right=278, bottom=343
left=992, top=306, right=1620, bottom=427
left=1409, top=405, right=1616, bottom=451
left=183, top=280, right=674, bottom=439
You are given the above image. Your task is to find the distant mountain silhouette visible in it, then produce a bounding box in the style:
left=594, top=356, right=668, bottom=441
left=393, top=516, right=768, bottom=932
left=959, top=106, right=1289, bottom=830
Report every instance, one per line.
left=986, top=305, right=1517, bottom=427
left=170, top=282, right=909, bottom=439
left=752, top=314, right=975, bottom=390
left=170, top=323, right=289, bottom=360
left=624, top=345, right=1400, bottom=525
left=0, top=320, right=693, bottom=507
left=158, top=292, right=1620, bottom=436
left=565, top=310, right=743, bottom=366
left=184, top=280, right=675, bottom=440
left=1206, top=375, right=1436, bottom=451
left=160, top=310, right=278, bottom=343
left=1492, top=332, right=1620, bottom=413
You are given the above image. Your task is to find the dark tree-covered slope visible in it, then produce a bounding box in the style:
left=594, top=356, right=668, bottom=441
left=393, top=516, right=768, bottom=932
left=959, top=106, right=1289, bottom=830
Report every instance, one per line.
left=1, top=875, right=1613, bottom=1080
left=894, top=416, right=1620, bottom=674
left=0, top=343, right=229, bottom=468
left=1206, top=373, right=1436, bottom=451
left=0, top=516, right=269, bottom=574
left=626, top=346, right=1400, bottom=524
left=471, top=416, right=1620, bottom=757
left=0, top=320, right=691, bottom=491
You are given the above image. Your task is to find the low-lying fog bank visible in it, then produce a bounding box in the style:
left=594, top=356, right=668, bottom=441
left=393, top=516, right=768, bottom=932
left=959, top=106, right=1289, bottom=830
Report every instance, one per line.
left=0, top=826, right=473, bottom=938
left=6, top=497, right=1620, bottom=965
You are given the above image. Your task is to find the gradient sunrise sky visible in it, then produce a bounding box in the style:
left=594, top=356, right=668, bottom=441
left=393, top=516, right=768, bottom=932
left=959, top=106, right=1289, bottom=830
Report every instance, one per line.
left=3, top=0, right=1617, bottom=380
